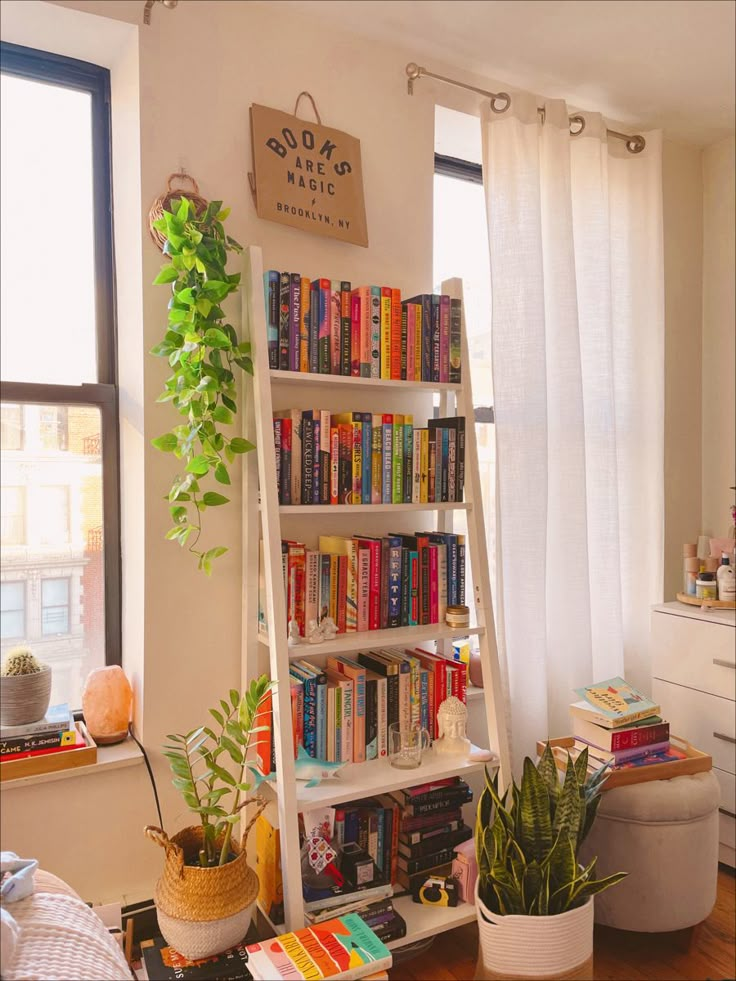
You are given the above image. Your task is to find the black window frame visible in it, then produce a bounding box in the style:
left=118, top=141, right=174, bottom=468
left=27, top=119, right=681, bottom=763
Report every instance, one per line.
left=0, top=41, right=121, bottom=665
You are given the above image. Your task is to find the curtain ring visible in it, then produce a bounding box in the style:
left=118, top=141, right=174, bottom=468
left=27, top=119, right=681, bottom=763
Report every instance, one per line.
left=569, top=114, right=586, bottom=137
left=490, top=92, right=511, bottom=114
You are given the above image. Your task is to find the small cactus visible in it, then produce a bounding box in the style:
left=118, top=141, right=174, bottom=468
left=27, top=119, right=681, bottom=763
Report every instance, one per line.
left=1, top=647, right=44, bottom=677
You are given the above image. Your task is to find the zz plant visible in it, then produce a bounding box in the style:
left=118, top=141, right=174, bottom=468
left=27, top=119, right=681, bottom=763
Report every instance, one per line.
left=151, top=196, right=254, bottom=574
left=476, top=744, right=627, bottom=916
left=163, top=675, right=274, bottom=867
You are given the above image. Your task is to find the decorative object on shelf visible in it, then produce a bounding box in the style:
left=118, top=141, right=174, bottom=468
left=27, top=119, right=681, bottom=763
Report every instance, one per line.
left=81, top=666, right=133, bottom=746
left=0, top=648, right=51, bottom=727
left=468, top=748, right=497, bottom=763
left=249, top=94, right=368, bottom=248
left=320, top=616, right=338, bottom=641
left=144, top=676, right=273, bottom=959
left=412, top=873, right=459, bottom=907
left=474, top=746, right=626, bottom=980
left=151, top=195, right=254, bottom=574
left=451, top=837, right=478, bottom=904
left=434, top=696, right=471, bottom=757
left=291, top=745, right=345, bottom=788
left=388, top=722, right=430, bottom=769
left=469, top=647, right=484, bottom=689
left=445, top=605, right=470, bottom=628
left=148, top=173, right=207, bottom=250
left=288, top=619, right=302, bottom=646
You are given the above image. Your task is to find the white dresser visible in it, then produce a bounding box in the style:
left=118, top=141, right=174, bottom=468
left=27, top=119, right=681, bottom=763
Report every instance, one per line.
left=651, top=602, right=736, bottom=867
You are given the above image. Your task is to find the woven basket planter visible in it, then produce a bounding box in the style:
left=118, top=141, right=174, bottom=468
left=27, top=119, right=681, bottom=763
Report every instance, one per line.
left=145, top=798, right=266, bottom=960
left=0, top=666, right=52, bottom=726
left=474, top=881, right=594, bottom=980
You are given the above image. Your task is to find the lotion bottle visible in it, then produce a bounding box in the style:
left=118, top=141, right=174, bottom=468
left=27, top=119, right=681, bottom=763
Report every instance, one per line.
left=717, top=553, right=735, bottom=602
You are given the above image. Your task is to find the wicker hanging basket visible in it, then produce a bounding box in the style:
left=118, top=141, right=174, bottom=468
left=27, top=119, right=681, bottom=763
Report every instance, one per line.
left=144, top=797, right=266, bottom=959
left=148, top=172, right=208, bottom=252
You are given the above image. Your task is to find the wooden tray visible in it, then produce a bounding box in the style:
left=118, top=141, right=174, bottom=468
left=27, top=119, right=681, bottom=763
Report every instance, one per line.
left=536, top=735, right=712, bottom=791
left=676, top=592, right=735, bottom=609
left=0, top=721, right=97, bottom=782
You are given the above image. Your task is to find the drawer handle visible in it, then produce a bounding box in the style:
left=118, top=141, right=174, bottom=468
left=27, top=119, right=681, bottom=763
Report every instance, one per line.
left=713, top=731, right=736, bottom=744
left=719, top=807, right=736, bottom=820
left=713, top=658, right=736, bottom=669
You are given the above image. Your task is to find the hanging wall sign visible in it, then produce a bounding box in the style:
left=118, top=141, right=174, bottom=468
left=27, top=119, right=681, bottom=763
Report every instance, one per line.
left=249, top=95, right=368, bottom=248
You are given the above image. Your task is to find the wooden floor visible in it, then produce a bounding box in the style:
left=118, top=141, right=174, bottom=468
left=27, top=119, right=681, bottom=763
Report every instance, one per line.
left=389, top=867, right=736, bottom=981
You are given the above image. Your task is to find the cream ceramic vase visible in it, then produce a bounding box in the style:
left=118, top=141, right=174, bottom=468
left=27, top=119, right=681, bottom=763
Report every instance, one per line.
left=474, top=881, right=594, bottom=980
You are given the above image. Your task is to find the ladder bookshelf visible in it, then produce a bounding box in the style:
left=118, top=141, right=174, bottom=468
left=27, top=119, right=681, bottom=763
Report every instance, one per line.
left=241, top=245, right=510, bottom=945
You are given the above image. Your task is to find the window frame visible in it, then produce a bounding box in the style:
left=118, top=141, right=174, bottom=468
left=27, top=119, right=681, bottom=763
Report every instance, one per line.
left=0, top=41, right=121, bottom=666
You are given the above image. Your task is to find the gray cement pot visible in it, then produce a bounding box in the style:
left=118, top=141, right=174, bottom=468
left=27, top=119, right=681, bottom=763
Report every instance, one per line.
left=0, top=666, right=52, bottom=726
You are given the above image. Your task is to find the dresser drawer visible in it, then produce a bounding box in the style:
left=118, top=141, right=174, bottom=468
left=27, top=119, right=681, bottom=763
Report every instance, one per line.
left=714, top=767, right=735, bottom=814
left=721, top=812, right=735, bottom=850
left=652, top=612, right=736, bottom=699
left=651, top=679, right=736, bottom=773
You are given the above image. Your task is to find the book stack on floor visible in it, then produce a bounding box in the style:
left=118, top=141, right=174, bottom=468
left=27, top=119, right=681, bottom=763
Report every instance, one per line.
left=389, top=778, right=473, bottom=894
left=0, top=704, right=97, bottom=781
left=265, top=270, right=462, bottom=384
left=252, top=647, right=468, bottom=770
left=273, top=409, right=465, bottom=506
left=569, top=677, right=683, bottom=771
left=265, top=532, right=465, bottom=639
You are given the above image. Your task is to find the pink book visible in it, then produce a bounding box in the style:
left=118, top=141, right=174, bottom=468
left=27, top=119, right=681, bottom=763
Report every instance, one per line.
left=325, top=668, right=353, bottom=763
left=429, top=544, right=438, bottom=623
left=330, top=281, right=341, bottom=375
left=350, top=291, right=361, bottom=377
left=327, top=657, right=365, bottom=764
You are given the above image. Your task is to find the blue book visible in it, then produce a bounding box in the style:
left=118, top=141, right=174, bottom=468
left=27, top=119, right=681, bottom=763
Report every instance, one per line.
left=296, top=660, right=327, bottom=761
left=428, top=532, right=456, bottom=606
left=345, top=809, right=360, bottom=845
left=361, top=412, right=372, bottom=504
left=319, top=554, right=331, bottom=624
left=419, top=669, right=429, bottom=734
left=381, top=418, right=393, bottom=504
left=441, top=427, right=450, bottom=502
left=290, top=665, right=317, bottom=758
left=264, top=270, right=280, bottom=370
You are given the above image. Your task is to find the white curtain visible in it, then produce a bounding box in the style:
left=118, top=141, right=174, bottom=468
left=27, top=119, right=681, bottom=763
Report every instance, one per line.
left=482, top=94, right=664, bottom=768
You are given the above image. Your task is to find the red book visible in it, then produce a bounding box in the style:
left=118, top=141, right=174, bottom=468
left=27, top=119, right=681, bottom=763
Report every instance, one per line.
left=429, top=544, right=438, bottom=623
left=390, top=287, right=402, bottom=380
left=280, top=418, right=292, bottom=506
left=287, top=541, right=306, bottom=636
left=291, top=678, right=304, bottom=753
left=254, top=690, right=272, bottom=775
left=350, top=291, right=361, bottom=377
left=1, top=737, right=85, bottom=762
left=355, top=537, right=381, bottom=630
left=412, top=647, right=448, bottom=740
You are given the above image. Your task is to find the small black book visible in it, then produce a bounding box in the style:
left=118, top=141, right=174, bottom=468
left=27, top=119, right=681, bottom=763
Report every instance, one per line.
left=140, top=936, right=253, bottom=981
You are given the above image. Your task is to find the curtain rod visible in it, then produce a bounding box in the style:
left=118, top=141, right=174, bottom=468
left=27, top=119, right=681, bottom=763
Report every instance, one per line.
left=405, top=63, right=646, bottom=154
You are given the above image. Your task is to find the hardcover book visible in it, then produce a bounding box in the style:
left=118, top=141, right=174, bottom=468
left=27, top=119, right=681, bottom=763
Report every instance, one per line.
left=141, top=936, right=252, bottom=981
left=572, top=677, right=660, bottom=728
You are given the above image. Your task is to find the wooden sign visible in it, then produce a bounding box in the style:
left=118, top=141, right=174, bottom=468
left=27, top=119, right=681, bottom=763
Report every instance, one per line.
left=249, top=102, right=368, bottom=248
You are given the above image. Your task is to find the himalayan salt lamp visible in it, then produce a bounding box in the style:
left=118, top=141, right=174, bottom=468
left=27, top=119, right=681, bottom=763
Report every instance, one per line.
left=82, top=666, right=133, bottom=745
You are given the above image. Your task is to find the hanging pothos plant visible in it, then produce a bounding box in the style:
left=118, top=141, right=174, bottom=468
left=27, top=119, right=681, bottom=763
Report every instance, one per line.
left=150, top=197, right=254, bottom=574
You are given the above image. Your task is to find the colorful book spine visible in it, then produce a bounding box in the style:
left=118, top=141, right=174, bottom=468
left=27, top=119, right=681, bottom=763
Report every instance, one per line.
left=400, top=302, right=408, bottom=381
left=359, top=285, right=372, bottom=378
left=458, top=535, right=466, bottom=605
left=419, top=429, right=429, bottom=503
left=330, top=426, right=340, bottom=505
left=439, top=294, right=450, bottom=383
left=289, top=273, right=301, bottom=372
left=278, top=271, right=290, bottom=370
left=357, top=547, right=370, bottom=633
left=387, top=536, right=402, bottom=627
left=317, top=278, right=331, bottom=374
left=371, top=414, right=383, bottom=505
left=412, top=428, right=422, bottom=504
left=429, top=545, right=439, bottom=623
left=380, top=287, right=391, bottom=379
left=299, top=275, right=310, bottom=373
left=305, top=549, right=320, bottom=629
left=390, top=288, right=402, bottom=380
left=391, top=414, right=403, bottom=504
left=431, top=294, right=441, bottom=383
left=403, top=415, right=413, bottom=504
left=449, top=297, right=462, bottom=384
left=264, top=270, right=280, bottom=369
left=273, top=418, right=283, bottom=502
left=340, top=281, right=352, bottom=376
left=381, top=415, right=393, bottom=504
left=309, top=280, right=320, bottom=373
left=365, top=676, right=378, bottom=761
left=361, top=412, right=372, bottom=504
left=350, top=290, right=361, bottom=377
left=370, top=286, right=381, bottom=379
left=330, top=280, right=342, bottom=375
left=301, top=415, right=315, bottom=505
left=408, top=551, right=419, bottom=626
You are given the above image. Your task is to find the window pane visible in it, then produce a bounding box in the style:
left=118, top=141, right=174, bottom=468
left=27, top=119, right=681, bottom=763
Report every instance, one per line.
left=0, top=582, right=25, bottom=640
left=0, top=404, right=23, bottom=449
left=1, top=402, right=106, bottom=707
left=0, top=75, right=97, bottom=384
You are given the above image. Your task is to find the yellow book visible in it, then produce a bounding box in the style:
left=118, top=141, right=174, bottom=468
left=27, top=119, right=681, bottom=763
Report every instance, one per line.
left=380, top=290, right=391, bottom=379
left=319, top=535, right=358, bottom=632
left=255, top=814, right=284, bottom=926
left=414, top=303, right=422, bottom=381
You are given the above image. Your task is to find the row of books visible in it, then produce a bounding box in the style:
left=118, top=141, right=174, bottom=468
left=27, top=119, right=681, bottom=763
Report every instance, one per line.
left=273, top=410, right=465, bottom=506
left=265, top=271, right=463, bottom=384
left=569, top=677, right=682, bottom=769
left=268, top=533, right=466, bottom=638
left=0, top=702, right=76, bottom=758
left=255, top=647, right=469, bottom=769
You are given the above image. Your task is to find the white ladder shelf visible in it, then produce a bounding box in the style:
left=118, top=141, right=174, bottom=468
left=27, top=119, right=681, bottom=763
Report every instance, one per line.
left=241, top=244, right=510, bottom=942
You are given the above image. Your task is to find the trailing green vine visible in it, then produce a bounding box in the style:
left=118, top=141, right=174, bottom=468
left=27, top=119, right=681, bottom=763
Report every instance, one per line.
left=150, top=197, right=254, bottom=574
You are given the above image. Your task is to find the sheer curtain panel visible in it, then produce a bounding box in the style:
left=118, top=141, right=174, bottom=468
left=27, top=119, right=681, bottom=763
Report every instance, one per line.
left=482, top=93, right=664, bottom=767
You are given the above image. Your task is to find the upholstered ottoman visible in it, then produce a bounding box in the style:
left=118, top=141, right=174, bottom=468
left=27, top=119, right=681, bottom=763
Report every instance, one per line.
left=580, top=771, right=720, bottom=933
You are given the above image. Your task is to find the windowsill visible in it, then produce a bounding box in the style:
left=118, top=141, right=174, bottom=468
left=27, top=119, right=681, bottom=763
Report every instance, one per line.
left=1, top=737, right=143, bottom=791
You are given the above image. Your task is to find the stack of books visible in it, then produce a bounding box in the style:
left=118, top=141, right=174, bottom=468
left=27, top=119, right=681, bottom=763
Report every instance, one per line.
left=253, top=647, right=468, bottom=770
left=265, top=270, right=462, bottom=384
left=569, top=677, right=684, bottom=770
left=273, top=409, right=465, bottom=506
left=262, top=533, right=465, bottom=638
left=309, top=895, right=406, bottom=947
left=389, top=778, right=474, bottom=893
left=0, top=704, right=97, bottom=780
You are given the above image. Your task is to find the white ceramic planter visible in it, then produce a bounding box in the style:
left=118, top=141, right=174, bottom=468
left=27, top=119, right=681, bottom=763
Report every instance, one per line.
left=156, top=902, right=254, bottom=961
left=475, top=881, right=593, bottom=979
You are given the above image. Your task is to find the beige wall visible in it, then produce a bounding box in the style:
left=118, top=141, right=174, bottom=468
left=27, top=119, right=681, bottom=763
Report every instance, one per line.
left=702, top=137, right=736, bottom=540
left=0, top=0, right=718, bottom=903
left=662, top=141, right=704, bottom=598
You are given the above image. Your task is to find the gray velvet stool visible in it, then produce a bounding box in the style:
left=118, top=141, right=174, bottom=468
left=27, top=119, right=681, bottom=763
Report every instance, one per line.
left=580, top=771, right=720, bottom=935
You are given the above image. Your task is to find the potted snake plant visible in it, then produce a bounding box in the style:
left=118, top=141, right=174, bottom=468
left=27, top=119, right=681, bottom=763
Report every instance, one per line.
left=474, top=744, right=626, bottom=980
left=145, top=675, right=274, bottom=960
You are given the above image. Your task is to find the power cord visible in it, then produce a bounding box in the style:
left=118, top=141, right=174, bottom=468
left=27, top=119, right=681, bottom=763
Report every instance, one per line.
left=127, top=722, right=164, bottom=830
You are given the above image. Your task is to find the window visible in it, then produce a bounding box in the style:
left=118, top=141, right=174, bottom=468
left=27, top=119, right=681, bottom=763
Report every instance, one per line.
left=0, top=404, right=23, bottom=450
left=0, top=42, right=120, bottom=708
left=0, top=582, right=25, bottom=640
left=433, top=126, right=496, bottom=605
left=1, top=487, right=25, bottom=546
left=42, top=578, right=70, bottom=636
